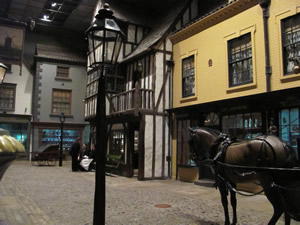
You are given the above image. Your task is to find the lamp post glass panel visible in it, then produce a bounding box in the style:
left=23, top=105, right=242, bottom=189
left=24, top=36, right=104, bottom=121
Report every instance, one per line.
left=86, top=4, right=124, bottom=225
left=59, top=112, right=65, bottom=167
left=0, top=63, right=8, bottom=84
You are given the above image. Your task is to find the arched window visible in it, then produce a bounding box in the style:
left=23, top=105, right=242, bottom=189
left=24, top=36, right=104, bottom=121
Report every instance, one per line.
left=204, top=112, right=219, bottom=127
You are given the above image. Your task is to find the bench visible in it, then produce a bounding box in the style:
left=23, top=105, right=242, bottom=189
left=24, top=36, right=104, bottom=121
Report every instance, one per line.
left=105, top=154, right=122, bottom=175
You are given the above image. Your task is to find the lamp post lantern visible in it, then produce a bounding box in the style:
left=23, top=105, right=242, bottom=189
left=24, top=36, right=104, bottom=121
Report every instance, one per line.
left=59, top=112, right=65, bottom=167
left=85, top=3, right=124, bottom=225
left=0, top=63, right=8, bottom=84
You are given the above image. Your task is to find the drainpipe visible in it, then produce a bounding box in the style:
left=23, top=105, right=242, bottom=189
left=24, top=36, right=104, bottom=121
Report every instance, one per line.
left=259, top=0, right=272, bottom=92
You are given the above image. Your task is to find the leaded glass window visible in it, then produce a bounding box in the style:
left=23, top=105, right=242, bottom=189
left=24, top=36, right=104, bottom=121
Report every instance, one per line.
left=282, top=13, right=300, bottom=75
left=228, top=33, right=253, bottom=87
left=182, top=55, right=195, bottom=97
left=52, top=89, right=72, bottom=114
left=110, top=130, right=124, bottom=156
left=56, top=66, right=69, bottom=78
left=222, top=112, right=262, bottom=140
left=0, top=83, right=16, bottom=111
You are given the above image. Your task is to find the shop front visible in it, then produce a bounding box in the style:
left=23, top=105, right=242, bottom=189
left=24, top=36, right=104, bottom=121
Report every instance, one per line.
left=0, top=114, right=31, bottom=158
left=172, top=87, right=300, bottom=184
left=31, top=122, right=85, bottom=157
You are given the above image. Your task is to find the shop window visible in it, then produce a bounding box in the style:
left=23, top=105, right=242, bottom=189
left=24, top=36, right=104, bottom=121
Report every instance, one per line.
left=56, top=66, right=69, bottom=78
left=52, top=89, right=72, bottom=115
left=222, top=112, right=262, bottom=139
left=41, top=129, right=78, bottom=151
left=228, top=33, right=253, bottom=87
left=279, top=108, right=299, bottom=150
left=0, top=83, right=16, bottom=111
left=110, top=130, right=125, bottom=156
left=281, top=13, right=300, bottom=75
left=0, top=122, right=28, bottom=151
left=182, top=55, right=195, bottom=97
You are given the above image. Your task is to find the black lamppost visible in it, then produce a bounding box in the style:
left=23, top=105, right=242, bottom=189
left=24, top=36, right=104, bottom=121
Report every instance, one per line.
left=59, top=112, right=65, bottom=167
left=0, top=63, right=8, bottom=84
left=85, top=3, right=124, bottom=225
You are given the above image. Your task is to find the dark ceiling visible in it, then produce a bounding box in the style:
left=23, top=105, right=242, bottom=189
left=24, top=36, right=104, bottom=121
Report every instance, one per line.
left=0, top=0, right=98, bottom=32
left=0, top=0, right=188, bottom=32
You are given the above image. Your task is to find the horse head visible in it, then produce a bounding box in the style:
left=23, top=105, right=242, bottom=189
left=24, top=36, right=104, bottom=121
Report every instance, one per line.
left=188, top=127, right=220, bottom=163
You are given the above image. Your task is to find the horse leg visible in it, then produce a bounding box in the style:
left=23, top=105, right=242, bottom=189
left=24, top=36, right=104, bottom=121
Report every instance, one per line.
left=219, top=181, right=231, bottom=225
left=264, top=188, right=284, bottom=225
left=284, top=213, right=290, bottom=225
left=229, top=183, right=237, bottom=225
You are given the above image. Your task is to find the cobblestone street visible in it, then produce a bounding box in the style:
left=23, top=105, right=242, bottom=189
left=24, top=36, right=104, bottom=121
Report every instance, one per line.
left=0, top=161, right=296, bottom=225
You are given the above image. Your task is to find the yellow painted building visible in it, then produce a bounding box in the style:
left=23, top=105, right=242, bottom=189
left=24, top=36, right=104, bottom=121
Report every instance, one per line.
left=169, top=0, right=300, bottom=182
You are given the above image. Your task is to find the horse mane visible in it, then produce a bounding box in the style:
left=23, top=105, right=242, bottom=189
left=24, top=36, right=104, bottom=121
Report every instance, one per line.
left=197, top=127, right=221, bottom=137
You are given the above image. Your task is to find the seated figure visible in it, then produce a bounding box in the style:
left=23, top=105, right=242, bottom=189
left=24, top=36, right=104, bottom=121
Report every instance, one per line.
left=79, top=144, right=95, bottom=171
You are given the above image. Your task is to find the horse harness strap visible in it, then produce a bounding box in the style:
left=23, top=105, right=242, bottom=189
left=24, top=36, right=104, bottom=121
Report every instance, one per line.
left=255, top=136, right=278, bottom=167
left=212, top=133, right=234, bottom=163
left=211, top=134, right=266, bottom=197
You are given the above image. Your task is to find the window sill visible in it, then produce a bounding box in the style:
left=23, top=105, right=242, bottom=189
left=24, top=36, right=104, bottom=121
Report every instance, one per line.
left=55, top=77, right=72, bottom=82
left=226, top=83, right=256, bottom=93
left=280, top=73, right=300, bottom=83
left=180, top=96, right=197, bottom=103
left=50, top=113, right=73, bottom=119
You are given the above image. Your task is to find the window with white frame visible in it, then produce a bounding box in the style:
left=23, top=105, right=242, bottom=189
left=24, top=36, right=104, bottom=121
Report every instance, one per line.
left=182, top=55, right=195, bottom=97
left=282, top=13, right=300, bottom=75
left=228, top=33, right=253, bottom=87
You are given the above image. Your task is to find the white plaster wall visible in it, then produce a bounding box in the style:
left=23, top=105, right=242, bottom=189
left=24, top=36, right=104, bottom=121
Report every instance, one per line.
left=165, top=117, right=169, bottom=177
left=165, top=53, right=171, bottom=110
left=166, top=38, right=173, bottom=52
left=155, top=52, right=164, bottom=112
left=140, top=77, right=145, bottom=89
left=155, top=116, right=163, bottom=177
left=4, top=64, right=33, bottom=115
left=144, top=115, right=153, bottom=178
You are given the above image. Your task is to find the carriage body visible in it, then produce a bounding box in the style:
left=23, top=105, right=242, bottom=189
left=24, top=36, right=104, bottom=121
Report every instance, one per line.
left=31, top=144, right=59, bottom=166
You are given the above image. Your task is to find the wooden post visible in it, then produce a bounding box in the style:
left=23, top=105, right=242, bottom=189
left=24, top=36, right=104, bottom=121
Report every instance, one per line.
left=134, top=82, right=140, bottom=116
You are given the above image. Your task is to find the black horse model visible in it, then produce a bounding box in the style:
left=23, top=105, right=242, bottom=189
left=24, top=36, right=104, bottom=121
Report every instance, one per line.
left=188, top=127, right=298, bottom=225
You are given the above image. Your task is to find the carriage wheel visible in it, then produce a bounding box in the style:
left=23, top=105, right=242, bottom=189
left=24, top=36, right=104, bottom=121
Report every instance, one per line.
left=47, top=156, right=57, bottom=166
left=37, top=158, right=46, bottom=166
left=31, top=160, right=37, bottom=166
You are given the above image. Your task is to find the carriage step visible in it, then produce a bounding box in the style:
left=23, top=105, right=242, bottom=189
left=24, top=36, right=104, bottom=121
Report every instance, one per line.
left=194, top=179, right=215, bottom=188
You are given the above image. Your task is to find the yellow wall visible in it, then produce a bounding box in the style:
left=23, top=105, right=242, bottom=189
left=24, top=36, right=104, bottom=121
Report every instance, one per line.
left=170, top=0, right=300, bottom=180
left=172, top=0, right=300, bottom=109
left=269, top=1, right=300, bottom=89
